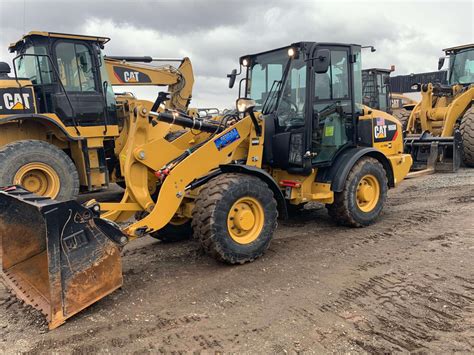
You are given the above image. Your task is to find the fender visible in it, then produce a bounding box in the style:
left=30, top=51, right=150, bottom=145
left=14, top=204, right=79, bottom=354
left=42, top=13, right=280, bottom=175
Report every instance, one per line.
left=218, top=164, right=288, bottom=219
left=0, top=113, right=78, bottom=141
left=316, top=147, right=395, bottom=192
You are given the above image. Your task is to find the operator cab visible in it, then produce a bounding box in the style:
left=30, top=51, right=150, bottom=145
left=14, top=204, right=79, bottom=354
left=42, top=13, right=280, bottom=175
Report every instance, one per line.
left=8, top=31, right=116, bottom=127
left=362, top=68, right=392, bottom=113
left=440, top=44, right=474, bottom=86
left=230, top=42, right=362, bottom=174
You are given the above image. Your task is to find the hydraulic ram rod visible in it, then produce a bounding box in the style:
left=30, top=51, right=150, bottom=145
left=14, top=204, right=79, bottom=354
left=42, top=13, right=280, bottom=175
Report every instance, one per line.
left=149, top=111, right=224, bottom=134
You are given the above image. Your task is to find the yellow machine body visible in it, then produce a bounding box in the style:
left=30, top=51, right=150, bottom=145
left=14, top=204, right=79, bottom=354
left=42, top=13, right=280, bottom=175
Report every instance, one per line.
left=0, top=31, right=195, bottom=198
left=0, top=41, right=412, bottom=329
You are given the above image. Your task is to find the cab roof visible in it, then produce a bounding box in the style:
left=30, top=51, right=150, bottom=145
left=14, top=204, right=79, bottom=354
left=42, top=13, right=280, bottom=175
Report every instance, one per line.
left=443, top=43, right=474, bottom=54
left=239, top=41, right=361, bottom=62
left=9, top=31, right=110, bottom=52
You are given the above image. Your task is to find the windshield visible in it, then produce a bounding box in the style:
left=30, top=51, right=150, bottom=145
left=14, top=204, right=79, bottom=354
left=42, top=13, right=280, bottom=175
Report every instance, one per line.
left=449, top=48, right=474, bottom=85
left=248, top=49, right=291, bottom=114
left=15, top=45, right=53, bottom=84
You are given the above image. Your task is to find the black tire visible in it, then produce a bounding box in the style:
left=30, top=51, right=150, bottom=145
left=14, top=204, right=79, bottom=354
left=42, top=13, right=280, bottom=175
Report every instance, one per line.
left=116, top=181, right=126, bottom=189
left=393, top=109, right=410, bottom=131
left=326, top=157, right=388, bottom=227
left=192, top=173, right=278, bottom=264
left=460, top=107, right=474, bottom=167
left=0, top=140, right=79, bottom=201
left=150, top=220, right=192, bottom=243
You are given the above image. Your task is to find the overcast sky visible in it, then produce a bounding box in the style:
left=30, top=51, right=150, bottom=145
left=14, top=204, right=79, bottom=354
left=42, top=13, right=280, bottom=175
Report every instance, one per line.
left=0, top=0, right=472, bottom=108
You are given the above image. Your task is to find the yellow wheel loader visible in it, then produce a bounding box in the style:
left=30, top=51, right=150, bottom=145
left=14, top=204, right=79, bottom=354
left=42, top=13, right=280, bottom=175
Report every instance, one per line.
left=404, top=44, right=474, bottom=171
left=362, top=68, right=417, bottom=123
left=0, top=42, right=412, bottom=329
left=0, top=31, right=194, bottom=200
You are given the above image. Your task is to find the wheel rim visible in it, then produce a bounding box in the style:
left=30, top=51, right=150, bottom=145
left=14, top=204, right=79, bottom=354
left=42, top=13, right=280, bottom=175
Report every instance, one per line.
left=169, top=216, right=190, bottom=226
left=356, top=174, right=380, bottom=212
left=13, top=162, right=61, bottom=198
left=227, top=197, right=264, bottom=245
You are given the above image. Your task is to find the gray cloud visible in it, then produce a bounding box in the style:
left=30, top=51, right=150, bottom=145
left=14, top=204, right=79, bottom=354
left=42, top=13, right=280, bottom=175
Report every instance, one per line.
left=0, top=0, right=472, bottom=108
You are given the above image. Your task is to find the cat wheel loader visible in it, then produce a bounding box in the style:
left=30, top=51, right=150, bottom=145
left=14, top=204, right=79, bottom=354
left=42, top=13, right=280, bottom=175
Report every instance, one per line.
left=362, top=67, right=417, bottom=122
left=404, top=43, right=474, bottom=172
left=0, top=31, right=194, bottom=200
left=0, top=42, right=412, bottom=329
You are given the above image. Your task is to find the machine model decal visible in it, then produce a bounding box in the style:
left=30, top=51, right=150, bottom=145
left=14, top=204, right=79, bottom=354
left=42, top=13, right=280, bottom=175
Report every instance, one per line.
left=113, top=66, right=152, bottom=83
left=373, top=117, right=398, bottom=142
left=0, top=88, right=35, bottom=114
left=214, top=128, right=240, bottom=150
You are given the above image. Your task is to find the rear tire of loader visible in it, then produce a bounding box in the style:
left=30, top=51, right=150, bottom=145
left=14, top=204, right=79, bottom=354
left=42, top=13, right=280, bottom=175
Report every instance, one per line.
left=326, top=157, right=388, bottom=227
left=192, top=173, right=278, bottom=264
left=0, top=140, right=79, bottom=201
left=393, top=109, right=410, bottom=131
left=460, top=107, right=474, bottom=167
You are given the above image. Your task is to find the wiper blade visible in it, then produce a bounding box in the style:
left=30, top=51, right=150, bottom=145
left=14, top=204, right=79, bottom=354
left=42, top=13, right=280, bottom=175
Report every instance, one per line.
left=262, top=79, right=282, bottom=114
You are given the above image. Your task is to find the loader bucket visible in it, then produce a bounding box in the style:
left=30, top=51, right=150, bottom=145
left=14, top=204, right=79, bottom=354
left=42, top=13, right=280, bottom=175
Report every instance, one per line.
left=0, top=186, right=127, bottom=329
left=404, top=130, right=462, bottom=172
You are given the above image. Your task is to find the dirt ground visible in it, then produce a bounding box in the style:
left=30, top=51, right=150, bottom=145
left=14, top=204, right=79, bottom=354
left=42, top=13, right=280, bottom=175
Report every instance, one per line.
left=0, top=169, right=473, bottom=353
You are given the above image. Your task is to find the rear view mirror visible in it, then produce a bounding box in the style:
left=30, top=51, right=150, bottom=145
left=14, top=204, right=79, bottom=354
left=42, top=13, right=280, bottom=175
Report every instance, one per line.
left=438, top=57, right=445, bottom=70
left=227, top=69, right=237, bottom=89
left=313, top=49, right=330, bottom=74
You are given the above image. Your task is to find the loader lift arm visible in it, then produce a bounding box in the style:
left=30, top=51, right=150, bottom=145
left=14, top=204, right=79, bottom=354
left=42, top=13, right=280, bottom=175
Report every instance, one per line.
left=104, top=56, right=194, bottom=112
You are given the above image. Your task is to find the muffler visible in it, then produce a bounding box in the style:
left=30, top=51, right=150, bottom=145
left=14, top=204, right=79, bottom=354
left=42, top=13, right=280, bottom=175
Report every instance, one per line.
left=0, top=186, right=127, bottom=329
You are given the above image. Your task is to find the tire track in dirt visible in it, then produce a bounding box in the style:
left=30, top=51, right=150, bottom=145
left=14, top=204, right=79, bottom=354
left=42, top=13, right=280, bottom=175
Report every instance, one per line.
left=320, top=270, right=474, bottom=352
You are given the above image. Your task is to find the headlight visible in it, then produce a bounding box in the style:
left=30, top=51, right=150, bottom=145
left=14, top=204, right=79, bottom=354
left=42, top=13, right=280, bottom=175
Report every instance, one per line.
left=236, top=98, right=256, bottom=113
left=242, top=58, right=249, bottom=67
left=288, top=48, right=295, bottom=57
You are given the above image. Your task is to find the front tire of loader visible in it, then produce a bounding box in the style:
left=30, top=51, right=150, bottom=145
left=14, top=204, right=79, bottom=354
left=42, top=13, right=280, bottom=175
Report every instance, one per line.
left=393, top=109, right=410, bottom=131
left=460, top=107, right=474, bottom=167
left=192, top=173, right=278, bottom=264
left=326, top=157, right=388, bottom=227
left=0, top=140, right=79, bottom=200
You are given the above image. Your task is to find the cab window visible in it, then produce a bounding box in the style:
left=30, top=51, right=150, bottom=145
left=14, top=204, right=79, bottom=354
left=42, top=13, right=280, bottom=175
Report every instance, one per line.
left=276, top=57, right=307, bottom=128
left=16, top=46, right=53, bottom=85
left=55, top=42, right=96, bottom=92
left=314, top=50, right=349, bottom=100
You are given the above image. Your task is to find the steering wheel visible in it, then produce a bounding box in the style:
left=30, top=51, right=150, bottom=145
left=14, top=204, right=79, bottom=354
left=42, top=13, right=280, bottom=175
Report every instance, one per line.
left=281, top=97, right=299, bottom=112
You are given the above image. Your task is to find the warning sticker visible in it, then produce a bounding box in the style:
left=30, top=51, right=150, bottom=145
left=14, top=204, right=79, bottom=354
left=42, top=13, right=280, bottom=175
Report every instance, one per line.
left=325, top=125, right=334, bottom=137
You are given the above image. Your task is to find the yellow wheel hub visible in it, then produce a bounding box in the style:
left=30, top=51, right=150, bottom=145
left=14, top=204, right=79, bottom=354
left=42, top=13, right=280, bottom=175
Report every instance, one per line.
left=356, top=174, right=380, bottom=212
left=13, top=162, right=60, bottom=198
left=227, top=197, right=264, bottom=244
left=169, top=216, right=190, bottom=226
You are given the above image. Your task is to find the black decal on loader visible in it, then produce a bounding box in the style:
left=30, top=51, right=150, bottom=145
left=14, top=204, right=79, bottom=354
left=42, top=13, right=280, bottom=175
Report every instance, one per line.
left=0, top=88, right=35, bottom=114
left=373, top=117, right=398, bottom=142
left=112, top=66, right=151, bottom=83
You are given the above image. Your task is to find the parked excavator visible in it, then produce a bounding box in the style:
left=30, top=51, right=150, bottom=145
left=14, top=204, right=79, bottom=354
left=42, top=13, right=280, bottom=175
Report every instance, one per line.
left=404, top=44, right=474, bottom=172
left=0, top=31, right=194, bottom=200
left=0, top=41, right=412, bottom=329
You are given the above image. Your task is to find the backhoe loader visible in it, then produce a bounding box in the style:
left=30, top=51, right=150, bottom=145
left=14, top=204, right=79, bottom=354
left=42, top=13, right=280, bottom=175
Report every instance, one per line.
left=404, top=43, right=474, bottom=171
left=0, top=42, right=412, bottom=329
left=0, top=31, right=194, bottom=200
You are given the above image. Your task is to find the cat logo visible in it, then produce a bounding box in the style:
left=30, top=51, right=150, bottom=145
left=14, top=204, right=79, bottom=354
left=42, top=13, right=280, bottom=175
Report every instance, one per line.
left=1, top=92, right=31, bottom=110
left=123, top=71, right=140, bottom=83
left=113, top=66, right=152, bottom=84
left=374, top=124, right=387, bottom=139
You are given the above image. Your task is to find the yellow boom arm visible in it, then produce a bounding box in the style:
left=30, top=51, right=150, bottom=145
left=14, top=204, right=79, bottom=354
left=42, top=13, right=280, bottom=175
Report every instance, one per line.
left=104, top=57, right=194, bottom=112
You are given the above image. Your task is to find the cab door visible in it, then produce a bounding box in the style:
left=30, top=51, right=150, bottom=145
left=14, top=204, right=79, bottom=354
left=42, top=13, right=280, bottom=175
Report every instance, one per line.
left=309, top=45, right=358, bottom=166
left=51, top=40, right=106, bottom=127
